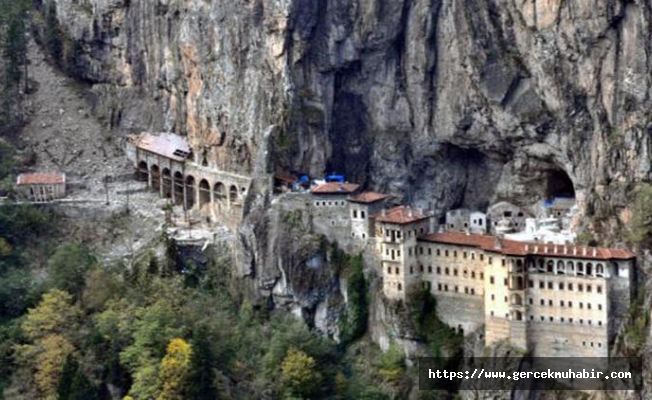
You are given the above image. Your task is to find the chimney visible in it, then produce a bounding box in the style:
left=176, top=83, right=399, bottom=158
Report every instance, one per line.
left=573, top=247, right=577, bottom=255
left=554, top=245, right=558, bottom=254
left=592, top=248, right=597, bottom=257
left=583, top=247, right=587, bottom=256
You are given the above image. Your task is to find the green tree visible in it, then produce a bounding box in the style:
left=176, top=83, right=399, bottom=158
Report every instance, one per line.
left=45, top=0, right=62, bottom=63
left=339, top=254, right=368, bottom=345
left=281, top=346, right=321, bottom=397
left=184, top=328, right=217, bottom=400
left=47, top=242, right=97, bottom=299
left=630, top=184, right=652, bottom=246
left=57, top=354, right=100, bottom=400
left=21, top=289, right=81, bottom=340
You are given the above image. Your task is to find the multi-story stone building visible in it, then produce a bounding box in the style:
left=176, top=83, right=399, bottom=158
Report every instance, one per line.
left=16, top=173, right=66, bottom=202
left=375, top=219, right=635, bottom=357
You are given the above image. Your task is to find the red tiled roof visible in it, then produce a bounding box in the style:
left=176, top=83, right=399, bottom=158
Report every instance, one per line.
left=274, top=173, right=297, bottom=184
left=17, top=173, right=65, bottom=185
left=129, top=132, right=191, bottom=162
left=348, top=191, right=390, bottom=204
left=375, top=206, right=432, bottom=225
left=311, top=182, right=360, bottom=194
left=419, top=231, right=635, bottom=260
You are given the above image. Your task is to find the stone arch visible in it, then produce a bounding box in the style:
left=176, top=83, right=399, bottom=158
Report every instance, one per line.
left=546, top=260, right=554, bottom=273
left=586, top=262, right=593, bottom=276
left=538, top=259, right=545, bottom=272
left=513, top=310, right=523, bottom=321
left=173, top=172, right=184, bottom=205
left=199, top=179, right=210, bottom=207
left=162, top=168, right=172, bottom=198
left=138, top=161, right=148, bottom=182
left=185, top=175, right=196, bottom=209
left=556, top=260, right=565, bottom=274
left=213, top=182, right=226, bottom=202
left=150, top=165, right=160, bottom=192
left=567, top=261, right=575, bottom=274
left=577, top=262, right=584, bottom=275
left=229, top=185, right=238, bottom=203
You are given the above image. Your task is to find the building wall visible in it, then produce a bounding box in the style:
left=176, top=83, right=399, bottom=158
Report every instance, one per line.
left=19, top=183, right=66, bottom=202
left=378, top=235, right=632, bottom=356
left=311, top=194, right=352, bottom=245
left=350, top=202, right=385, bottom=245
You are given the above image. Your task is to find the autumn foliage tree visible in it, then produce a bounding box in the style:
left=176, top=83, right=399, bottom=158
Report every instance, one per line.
left=281, top=346, right=321, bottom=397
left=158, top=338, right=193, bottom=400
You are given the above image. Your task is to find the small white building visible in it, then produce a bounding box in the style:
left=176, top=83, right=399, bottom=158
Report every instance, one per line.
left=504, top=217, right=576, bottom=245
left=16, top=173, right=66, bottom=202
left=445, top=209, right=487, bottom=234
left=348, top=191, right=390, bottom=242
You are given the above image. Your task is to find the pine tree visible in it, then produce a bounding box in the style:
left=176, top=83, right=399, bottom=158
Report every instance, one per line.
left=45, top=0, right=62, bottom=63
left=184, top=329, right=217, bottom=400
left=57, top=354, right=77, bottom=400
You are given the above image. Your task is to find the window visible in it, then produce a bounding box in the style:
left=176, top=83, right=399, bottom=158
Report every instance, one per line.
left=471, top=271, right=476, bottom=279
left=480, top=254, right=484, bottom=261
left=568, top=301, right=573, bottom=308
left=490, top=276, right=495, bottom=284
left=561, top=317, right=565, bottom=322
left=491, top=311, right=495, bottom=316
left=504, top=278, right=508, bottom=286
left=559, top=283, right=564, bottom=290
left=454, top=269, right=458, bottom=276
left=488, top=257, right=492, bottom=264
left=587, top=285, right=592, bottom=293
left=445, top=268, right=450, bottom=275
left=428, top=266, right=432, bottom=273
left=398, top=283, right=402, bottom=291
left=528, top=298, right=533, bottom=305
left=455, top=286, right=459, bottom=293
left=568, top=283, right=573, bottom=291
left=560, top=300, right=565, bottom=307
left=579, top=302, right=584, bottom=309
left=436, top=249, right=441, bottom=256
left=387, top=267, right=391, bottom=274
left=539, top=281, right=544, bottom=289
left=540, top=316, right=544, bottom=321
left=502, top=259, right=506, bottom=266
left=361, top=211, right=366, bottom=218
left=597, top=285, right=602, bottom=294
left=444, top=285, right=449, bottom=291
left=598, top=321, right=602, bottom=326
left=410, top=266, right=413, bottom=274
left=569, top=318, right=573, bottom=323
left=420, top=247, right=424, bottom=255
left=471, top=253, right=475, bottom=260
left=578, top=284, right=583, bottom=292
left=530, top=316, right=534, bottom=321
left=463, top=252, right=467, bottom=259
left=547, top=282, right=553, bottom=290
left=395, top=267, right=399, bottom=274
left=598, top=304, right=602, bottom=310
left=409, top=248, right=412, bottom=256
left=437, top=266, right=441, bottom=274
left=528, top=280, right=534, bottom=288
left=465, top=287, right=469, bottom=294
left=454, top=251, right=457, bottom=258
left=504, top=296, right=508, bottom=303
left=445, top=250, right=449, bottom=257
left=580, top=319, right=583, bottom=324
left=353, top=210, right=358, bottom=218
left=480, top=273, right=484, bottom=280
left=540, top=299, right=545, bottom=306
left=587, top=303, right=591, bottom=310
left=471, top=288, right=475, bottom=295
left=549, top=316, right=553, bottom=322
left=438, top=284, right=442, bottom=291
left=491, top=294, right=495, bottom=300
left=548, top=300, right=552, bottom=306
left=397, top=250, right=401, bottom=257
left=428, top=248, right=432, bottom=255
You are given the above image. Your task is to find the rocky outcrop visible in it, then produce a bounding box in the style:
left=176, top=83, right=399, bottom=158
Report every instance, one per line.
left=47, top=0, right=652, bottom=236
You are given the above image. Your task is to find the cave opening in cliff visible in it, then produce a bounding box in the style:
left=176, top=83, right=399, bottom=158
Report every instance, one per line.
left=544, top=168, right=575, bottom=199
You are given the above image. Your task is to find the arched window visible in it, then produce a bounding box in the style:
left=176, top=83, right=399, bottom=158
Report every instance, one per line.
left=150, top=165, right=160, bottom=192
left=184, top=175, right=196, bottom=209
left=596, top=264, right=604, bottom=277
left=214, top=182, right=226, bottom=201
left=567, top=261, right=574, bottom=274
left=173, top=172, right=184, bottom=205
left=577, top=262, right=584, bottom=276
left=162, top=168, right=172, bottom=198
left=546, top=260, right=554, bottom=273
left=586, top=263, right=593, bottom=276
left=138, top=161, right=148, bottom=182
left=556, top=260, right=565, bottom=274
left=229, top=185, right=238, bottom=203
left=199, top=179, right=210, bottom=207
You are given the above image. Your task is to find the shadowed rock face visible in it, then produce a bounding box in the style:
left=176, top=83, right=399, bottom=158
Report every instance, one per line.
left=50, top=0, right=652, bottom=229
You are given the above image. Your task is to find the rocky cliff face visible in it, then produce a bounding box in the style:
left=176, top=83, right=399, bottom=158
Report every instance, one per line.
left=48, top=0, right=652, bottom=350
left=50, top=0, right=652, bottom=236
